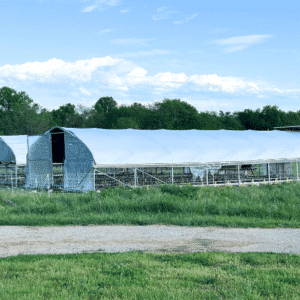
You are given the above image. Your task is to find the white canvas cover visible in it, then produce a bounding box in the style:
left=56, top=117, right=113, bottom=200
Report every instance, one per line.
left=0, top=135, right=40, bottom=165
left=27, top=127, right=300, bottom=192
left=62, top=128, right=300, bottom=167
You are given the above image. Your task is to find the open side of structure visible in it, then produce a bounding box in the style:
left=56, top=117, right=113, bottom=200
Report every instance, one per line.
left=0, top=135, right=37, bottom=188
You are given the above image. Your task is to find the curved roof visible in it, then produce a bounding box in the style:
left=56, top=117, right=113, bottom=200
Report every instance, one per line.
left=0, top=135, right=40, bottom=165
left=49, top=127, right=300, bottom=167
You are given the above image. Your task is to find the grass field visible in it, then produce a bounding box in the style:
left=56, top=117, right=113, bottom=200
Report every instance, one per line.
left=1, top=181, right=300, bottom=227
left=1, top=251, right=300, bottom=299
left=1, top=182, right=300, bottom=299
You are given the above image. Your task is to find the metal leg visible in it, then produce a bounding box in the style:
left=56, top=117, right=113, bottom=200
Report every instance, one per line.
left=15, top=165, right=17, bottom=188
left=134, top=168, right=137, bottom=188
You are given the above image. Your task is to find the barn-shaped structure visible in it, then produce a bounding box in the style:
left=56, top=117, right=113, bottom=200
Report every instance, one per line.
left=0, top=135, right=40, bottom=187
left=26, top=127, right=300, bottom=191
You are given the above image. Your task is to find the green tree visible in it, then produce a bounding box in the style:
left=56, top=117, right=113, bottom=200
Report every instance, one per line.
left=94, top=96, right=117, bottom=114
left=93, top=96, right=118, bottom=128
left=51, top=103, right=81, bottom=127
left=237, top=108, right=265, bottom=130
left=0, top=86, right=49, bottom=135
left=115, top=117, right=139, bottom=129
left=261, top=105, right=286, bottom=130
left=197, top=111, right=222, bottom=130
left=153, top=98, right=200, bottom=130
left=219, top=111, right=245, bottom=130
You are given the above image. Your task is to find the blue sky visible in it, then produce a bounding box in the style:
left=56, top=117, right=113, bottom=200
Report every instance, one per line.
left=1, top=0, right=300, bottom=113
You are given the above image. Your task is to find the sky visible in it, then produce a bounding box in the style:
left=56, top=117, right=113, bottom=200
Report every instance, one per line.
left=0, top=0, right=300, bottom=113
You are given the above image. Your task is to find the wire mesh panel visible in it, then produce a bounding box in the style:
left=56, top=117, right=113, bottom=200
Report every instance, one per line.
left=0, top=165, right=26, bottom=188
left=92, top=160, right=300, bottom=190
left=95, top=168, right=135, bottom=189
left=52, top=163, right=64, bottom=190
left=4, top=160, right=299, bottom=193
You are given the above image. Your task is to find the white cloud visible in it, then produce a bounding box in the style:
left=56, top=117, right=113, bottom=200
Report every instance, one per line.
left=120, top=9, right=129, bottom=14
left=214, top=35, right=273, bottom=52
left=83, top=4, right=98, bottom=13
left=1, top=56, right=298, bottom=101
left=79, top=87, right=91, bottom=96
left=0, top=57, right=123, bottom=82
left=152, top=7, right=177, bottom=21
left=110, top=69, right=262, bottom=94
left=82, top=0, right=119, bottom=13
left=96, top=29, right=113, bottom=35
left=189, top=74, right=261, bottom=93
left=110, top=38, right=154, bottom=46
left=114, top=49, right=171, bottom=58
left=174, top=13, right=198, bottom=25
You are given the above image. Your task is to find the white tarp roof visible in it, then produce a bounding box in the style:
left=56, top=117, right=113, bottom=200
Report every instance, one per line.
left=58, top=128, right=300, bottom=167
left=0, top=135, right=40, bottom=165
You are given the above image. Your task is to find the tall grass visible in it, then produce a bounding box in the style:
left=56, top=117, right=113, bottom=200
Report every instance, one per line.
left=0, top=182, right=300, bottom=227
left=1, top=251, right=300, bottom=299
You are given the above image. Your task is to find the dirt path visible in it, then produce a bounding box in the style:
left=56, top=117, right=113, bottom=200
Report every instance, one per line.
left=1, top=225, right=300, bottom=257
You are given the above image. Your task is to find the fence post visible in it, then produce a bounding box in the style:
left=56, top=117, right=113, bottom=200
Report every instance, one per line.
left=93, top=168, right=96, bottom=191
left=15, top=164, right=18, bottom=188
left=297, top=160, right=299, bottom=181
left=134, top=168, right=137, bottom=188
left=238, top=164, right=240, bottom=185
left=268, top=163, right=270, bottom=183
left=206, top=167, right=208, bottom=186
left=47, top=174, right=50, bottom=197
left=171, top=167, right=174, bottom=185
left=47, top=174, right=50, bottom=190
left=11, top=170, right=13, bottom=194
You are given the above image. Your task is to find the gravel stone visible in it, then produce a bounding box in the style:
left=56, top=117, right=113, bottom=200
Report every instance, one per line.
left=1, top=225, right=300, bottom=257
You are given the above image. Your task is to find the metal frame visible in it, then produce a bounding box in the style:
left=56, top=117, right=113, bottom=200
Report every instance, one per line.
left=2, top=159, right=300, bottom=192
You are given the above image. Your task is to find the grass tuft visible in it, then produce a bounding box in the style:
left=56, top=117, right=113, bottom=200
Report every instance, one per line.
left=1, top=251, right=300, bottom=299
left=0, top=182, right=300, bottom=227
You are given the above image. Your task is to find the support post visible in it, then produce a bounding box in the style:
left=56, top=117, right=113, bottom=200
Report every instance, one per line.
left=297, top=160, right=299, bottom=181
left=268, top=163, right=270, bottom=182
left=93, top=168, right=96, bottom=191
left=11, top=171, right=13, bottom=194
left=15, top=165, right=17, bottom=188
left=238, top=164, right=240, bottom=185
left=171, top=167, right=174, bottom=185
left=134, top=168, right=137, bottom=188
left=206, top=167, right=208, bottom=185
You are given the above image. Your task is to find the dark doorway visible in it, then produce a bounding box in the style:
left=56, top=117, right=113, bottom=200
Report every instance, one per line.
left=51, top=128, right=65, bottom=163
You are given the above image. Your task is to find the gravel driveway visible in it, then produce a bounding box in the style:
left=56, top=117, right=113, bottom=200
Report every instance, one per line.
left=1, top=225, right=300, bottom=257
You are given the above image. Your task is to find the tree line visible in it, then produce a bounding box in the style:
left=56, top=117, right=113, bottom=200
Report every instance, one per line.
left=0, top=86, right=299, bottom=135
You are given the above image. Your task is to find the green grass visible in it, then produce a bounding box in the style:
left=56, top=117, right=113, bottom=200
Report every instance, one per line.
left=1, top=251, right=300, bottom=299
left=1, top=181, right=300, bottom=227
